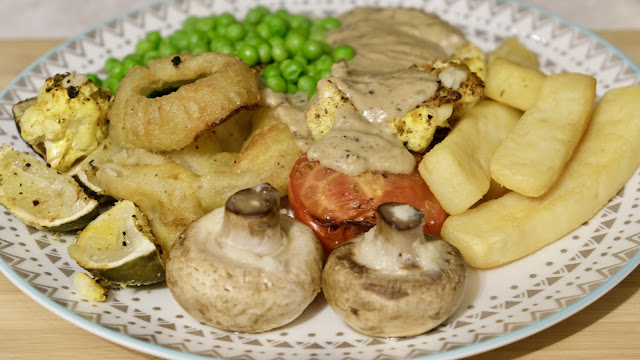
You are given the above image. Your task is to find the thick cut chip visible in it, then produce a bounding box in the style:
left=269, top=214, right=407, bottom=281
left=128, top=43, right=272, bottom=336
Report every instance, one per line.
left=441, top=85, right=640, bottom=268
left=484, top=58, right=546, bottom=111
left=490, top=72, right=596, bottom=197
left=487, top=36, right=540, bottom=70
left=418, top=100, right=521, bottom=215
left=0, top=144, right=99, bottom=232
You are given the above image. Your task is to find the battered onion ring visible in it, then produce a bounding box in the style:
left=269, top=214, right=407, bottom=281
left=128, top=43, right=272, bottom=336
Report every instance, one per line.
left=108, top=52, right=260, bottom=152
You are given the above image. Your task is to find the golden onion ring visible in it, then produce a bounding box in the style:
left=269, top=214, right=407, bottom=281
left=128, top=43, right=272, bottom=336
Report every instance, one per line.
left=108, top=52, right=260, bottom=152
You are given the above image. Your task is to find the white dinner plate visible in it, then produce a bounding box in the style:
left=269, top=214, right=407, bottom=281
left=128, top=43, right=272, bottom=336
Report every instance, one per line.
left=1, top=0, right=639, bottom=359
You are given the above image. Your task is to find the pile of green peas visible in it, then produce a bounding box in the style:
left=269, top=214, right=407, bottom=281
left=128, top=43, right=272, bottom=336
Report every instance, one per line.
left=91, top=6, right=355, bottom=97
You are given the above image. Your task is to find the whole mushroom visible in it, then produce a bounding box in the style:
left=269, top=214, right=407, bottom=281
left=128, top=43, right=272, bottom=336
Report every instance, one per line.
left=322, top=202, right=467, bottom=337
left=165, top=183, right=323, bottom=333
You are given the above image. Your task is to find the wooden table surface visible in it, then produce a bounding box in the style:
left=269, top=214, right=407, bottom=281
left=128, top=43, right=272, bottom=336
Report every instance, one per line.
left=1, top=33, right=639, bottom=360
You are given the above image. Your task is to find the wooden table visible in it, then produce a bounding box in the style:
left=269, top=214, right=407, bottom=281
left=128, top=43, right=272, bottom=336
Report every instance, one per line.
left=1, top=33, right=639, bottom=360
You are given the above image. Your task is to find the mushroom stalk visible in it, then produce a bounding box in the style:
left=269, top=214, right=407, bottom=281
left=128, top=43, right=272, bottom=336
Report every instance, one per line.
left=362, top=202, right=426, bottom=270
left=218, top=183, right=283, bottom=256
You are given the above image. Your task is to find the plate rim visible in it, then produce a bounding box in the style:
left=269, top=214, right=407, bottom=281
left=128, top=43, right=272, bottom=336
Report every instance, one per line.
left=1, top=0, right=639, bottom=359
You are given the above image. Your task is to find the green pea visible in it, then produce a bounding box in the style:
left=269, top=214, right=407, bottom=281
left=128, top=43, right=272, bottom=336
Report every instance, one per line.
left=142, top=50, right=160, bottom=64
left=264, top=14, right=288, bottom=37
left=188, top=30, right=208, bottom=48
left=245, top=6, right=270, bottom=24
left=320, top=17, right=341, bottom=31
left=191, top=46, right=209, bottom=55
left=145, top=31, right=162, bottom=46
left=287, top=82, right=298, bottom=94
left=279, top=59, right=292, bottom=71
left=216, top=13, right=236, bottom=27
left=257, top=42, right=273, bottom=63
left=289, top=15, right=312, bottom=30
left=309, top=30, right=326, bottom=42
left=158, top=40, right=180, bottom=57
left=244, top=27, right=258, bottom=38
left=302, top=40, right=324, bottom=61
left=314, top=54, right=334, bottom=71
left=292, top=54, right=308, bottom=66
left=183, top=16, right=199, bottom=31
left=104, top=58, right=122, bottom=75
left=122, top=53, right=141, bottom=62
left=245, top=35, right=267, bottom=47
left=319, top=68, right=332, bottom=79
left=216, top=43, right=235, bottom=55
left=297, top=75, right=316, bottom=93
left=224, top=23, right=246, bottom=42
left=190, top=40, right=210, bottom=53
left=268, top=36, right=285, bottom=47
left=214, top=24, right=228, bottom=38
left=86, top=73, right=102, bottom=87
left=255, top=22, right=271, bottom=39
left=323, top=42, right=333, bottom=55
left=103, top=76, right=120, bottom=94
left=310, top=19, right=324, bottom=31
left=281, top=59, right=305, bottom=83
left=206, top=29, right=217, bottom=40
left=196, top=16, right=216, bottom=32
left=210, top=36, right=233, bottom=52
left=332, top=45, right=356, bottom=61
left=170, top=29, right=190, bottom=50
left=307, top=86, right=317, bottom=99
left=275, top=9, right=291, bottom=18
left=122, top=57, right=140, bottom=73
left=288, top=26, right=310, bottom=40
left=236, top=44, right=259, bottom=67
left=109, top=69, right=125, bottom=82
left=271, top=42, right=289, bottom=62
left=285, top=31, right=306, bottom=54
left=262, top=63, right=281, bottom=78
left=265, top=75, right=287, bottom=93
left=305, top=63, right=318, bottom=77
left=234, top=40, right=247, bottom=51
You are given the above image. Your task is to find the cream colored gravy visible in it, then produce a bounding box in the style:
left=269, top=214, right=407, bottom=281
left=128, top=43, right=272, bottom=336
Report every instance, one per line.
left=269, top=7, right=468, bottom=175
left=327, top=7, right=467, bottom=74
left=306, top=63, right=438, bottom=175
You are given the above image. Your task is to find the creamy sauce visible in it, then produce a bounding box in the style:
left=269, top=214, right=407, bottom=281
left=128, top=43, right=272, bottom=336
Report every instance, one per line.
left=307, top=106, right=416, bottom=175
left=261, top=88, right=314, bottom=151
left=327, top=7, right=467, bottom=74
left=306, top=61, right=440, bottom=175
left=327, top=62, right=438, bottom=124
left=270, top=7, right=468, bottom=175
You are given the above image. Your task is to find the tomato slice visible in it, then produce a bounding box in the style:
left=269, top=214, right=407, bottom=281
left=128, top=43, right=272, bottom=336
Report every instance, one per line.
left=288, top=153, right=448, bottom=253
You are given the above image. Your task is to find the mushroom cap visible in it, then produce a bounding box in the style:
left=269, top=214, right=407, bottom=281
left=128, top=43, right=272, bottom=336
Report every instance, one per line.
left=166, top=207, right=323, bottom=333
left=322, top=234, right=466, bottom=337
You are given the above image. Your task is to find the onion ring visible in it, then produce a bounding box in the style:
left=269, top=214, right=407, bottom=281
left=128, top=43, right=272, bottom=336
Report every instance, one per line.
left=108, top=52, right=260, bottom=152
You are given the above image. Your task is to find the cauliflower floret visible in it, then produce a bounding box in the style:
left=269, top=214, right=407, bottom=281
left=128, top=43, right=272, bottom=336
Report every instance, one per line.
left=19, top=73, right=111, bottom=171
left=452, top=41, right=487, bottom=81
left=306, top=59, right=484, bottom=153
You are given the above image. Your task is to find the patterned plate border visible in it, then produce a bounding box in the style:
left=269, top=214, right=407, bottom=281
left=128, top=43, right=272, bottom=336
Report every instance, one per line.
left=1, top=0, right=639, bottom=359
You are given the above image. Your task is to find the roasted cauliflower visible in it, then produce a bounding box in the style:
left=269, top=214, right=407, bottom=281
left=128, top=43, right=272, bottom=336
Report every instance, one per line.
left=19, top=73, right=111, bottom=171
left=306, top=59, right=484, bottom=153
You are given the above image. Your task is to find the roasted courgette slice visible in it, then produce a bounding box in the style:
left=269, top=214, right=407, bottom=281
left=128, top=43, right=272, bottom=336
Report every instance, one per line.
left=67, top=200, right=164, bottom=286
left=11, top=98, right=45, bottom=158
left=0, top=144, right=99, bottom=232
left=65, top=142, right=113, bottom=203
